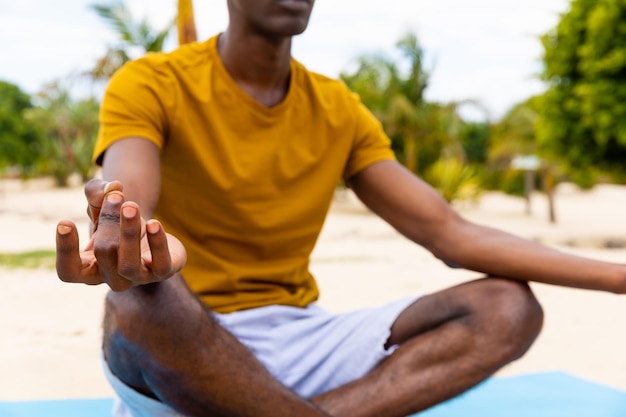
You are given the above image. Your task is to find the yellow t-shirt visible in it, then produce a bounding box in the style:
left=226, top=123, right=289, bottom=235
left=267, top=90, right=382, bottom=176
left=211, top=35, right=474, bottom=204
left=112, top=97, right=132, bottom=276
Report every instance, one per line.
left=94, top=35, right=396, bottom=313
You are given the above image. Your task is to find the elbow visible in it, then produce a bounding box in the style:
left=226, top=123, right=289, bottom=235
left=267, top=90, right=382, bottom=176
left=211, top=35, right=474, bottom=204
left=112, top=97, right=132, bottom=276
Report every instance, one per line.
left=439, top=258, right=464, bottom=269
left=430, top=245, right=463, bottom=269
left=419, top=214, right=468, bottom=269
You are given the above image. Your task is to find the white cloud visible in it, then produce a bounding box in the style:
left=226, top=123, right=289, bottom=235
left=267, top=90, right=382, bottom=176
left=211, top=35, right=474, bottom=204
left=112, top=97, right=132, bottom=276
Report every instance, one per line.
left=0, top=0, right=570, bottom=119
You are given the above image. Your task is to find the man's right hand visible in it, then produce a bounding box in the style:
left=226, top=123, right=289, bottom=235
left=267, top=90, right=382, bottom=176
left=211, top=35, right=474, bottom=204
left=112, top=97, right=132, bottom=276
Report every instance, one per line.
left=56, top=179, right=187, bottom=291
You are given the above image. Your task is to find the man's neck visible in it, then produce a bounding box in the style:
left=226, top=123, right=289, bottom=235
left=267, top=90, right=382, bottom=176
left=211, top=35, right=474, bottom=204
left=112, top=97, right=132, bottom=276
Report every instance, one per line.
left=217, top=30, right=292, bottom=108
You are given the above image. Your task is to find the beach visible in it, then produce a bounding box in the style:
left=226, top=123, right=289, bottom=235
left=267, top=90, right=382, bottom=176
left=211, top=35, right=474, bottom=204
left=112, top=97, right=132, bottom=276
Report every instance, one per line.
left=1, top=178, right=625, bottom=401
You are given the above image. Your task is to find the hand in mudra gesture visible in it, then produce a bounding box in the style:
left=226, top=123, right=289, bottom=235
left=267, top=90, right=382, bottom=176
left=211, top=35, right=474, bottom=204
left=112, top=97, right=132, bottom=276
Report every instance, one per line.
left=56, top=179, right=186, bottom=291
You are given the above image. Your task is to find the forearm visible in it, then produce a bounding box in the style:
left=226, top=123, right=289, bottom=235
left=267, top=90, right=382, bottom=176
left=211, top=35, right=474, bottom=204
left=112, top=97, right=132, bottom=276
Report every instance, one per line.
left=434, top=220, right=626, bottom=293
left=56, top=137, right=184, bottom=289
left=349, top=161, right=626, bottom=293
left=101, top=137, right=162, bottom=217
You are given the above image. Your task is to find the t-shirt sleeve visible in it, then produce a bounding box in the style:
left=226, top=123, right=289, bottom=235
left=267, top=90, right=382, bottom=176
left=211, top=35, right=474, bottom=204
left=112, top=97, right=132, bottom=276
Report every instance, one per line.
left=92, top=58, right=169, bottom=165
left=342, top=95, right=397, bottom=180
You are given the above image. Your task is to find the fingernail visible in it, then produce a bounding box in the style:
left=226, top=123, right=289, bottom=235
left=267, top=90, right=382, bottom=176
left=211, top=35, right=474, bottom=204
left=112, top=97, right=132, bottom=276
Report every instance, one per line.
left=57, top=225, right=72, bottom=235
left=104, top=180, right=123, bottom=195
left=146, top=220, right=160, bottom=234
left=106, top=192, right=122, bottom=204
left=103, top=182, right=114, bottom=194
left=122, top=206, right=137, bottom=219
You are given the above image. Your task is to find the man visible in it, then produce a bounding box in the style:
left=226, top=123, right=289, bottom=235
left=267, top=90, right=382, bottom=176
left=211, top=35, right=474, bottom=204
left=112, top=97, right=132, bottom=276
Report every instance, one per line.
left=56, top=1, right=626, bottom=416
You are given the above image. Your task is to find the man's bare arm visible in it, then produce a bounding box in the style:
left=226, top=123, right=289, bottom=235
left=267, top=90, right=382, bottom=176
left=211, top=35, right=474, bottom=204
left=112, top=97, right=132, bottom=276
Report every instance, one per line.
left=349, top=160, right=626, bottom=293
left=55, top=137, right=186, bottom=291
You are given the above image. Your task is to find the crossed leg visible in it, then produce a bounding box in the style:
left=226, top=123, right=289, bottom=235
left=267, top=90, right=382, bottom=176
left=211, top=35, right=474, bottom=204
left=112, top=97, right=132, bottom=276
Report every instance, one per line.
left=103, top=275, right=543, bottom=417
left=103, top=275, right=330, bottom=417
left=312, top=277, right=544, bottom=416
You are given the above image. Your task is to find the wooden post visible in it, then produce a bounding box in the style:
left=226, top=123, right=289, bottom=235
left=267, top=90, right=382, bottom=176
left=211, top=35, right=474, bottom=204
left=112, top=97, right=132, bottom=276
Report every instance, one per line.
left=542, top=164, right=557, bottom=224
left=177, top=0, right=198, bottom=45
left=524, top=169, right=534, bottom=215
left=511, top=155, right=542, bottom=218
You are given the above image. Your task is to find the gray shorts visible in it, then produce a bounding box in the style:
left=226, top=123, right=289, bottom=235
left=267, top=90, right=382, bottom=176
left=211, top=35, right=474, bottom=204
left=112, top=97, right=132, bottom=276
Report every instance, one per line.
left=104, top=297, right=418, bottom=417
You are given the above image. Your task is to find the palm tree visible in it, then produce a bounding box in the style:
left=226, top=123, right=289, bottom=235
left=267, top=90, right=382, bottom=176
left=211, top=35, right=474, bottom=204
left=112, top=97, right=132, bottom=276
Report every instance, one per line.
left=395, top=32, right=428, bottom=106
left=341, top=32, right=487, bottom=202
left=89, top=1, right=174, bottom=81
left=343, top=32, right=468, bottom=174
left=26, top=81, right=100, bottom=186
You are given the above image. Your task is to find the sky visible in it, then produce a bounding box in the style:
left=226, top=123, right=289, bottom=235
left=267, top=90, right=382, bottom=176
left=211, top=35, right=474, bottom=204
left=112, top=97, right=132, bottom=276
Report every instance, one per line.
left=0, top=0, right=571, bottom=120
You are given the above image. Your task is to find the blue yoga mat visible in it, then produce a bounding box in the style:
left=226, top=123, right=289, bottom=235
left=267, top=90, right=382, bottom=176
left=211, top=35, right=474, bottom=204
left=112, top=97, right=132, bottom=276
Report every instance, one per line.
left=0, top=398, right=113, bottom=417
left=414, top=371, right=626, bottom=417
left=1, top=371, right=624, bottom=416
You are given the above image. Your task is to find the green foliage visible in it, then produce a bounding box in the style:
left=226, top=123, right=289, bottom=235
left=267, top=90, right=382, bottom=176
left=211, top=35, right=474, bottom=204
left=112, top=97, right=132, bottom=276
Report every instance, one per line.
left=539, top=0, right=626, bottom=185
left=341, top=54, right=397, bottom=117
left=482, top=168, right=527, bottom=197
left=90, top=1, right=174, bottom=80
left=395, top=33, right=429, bottom=105
left=341, top=32, right=432, bottom=174
left=0, top=250, right=56, bottom=269
left=488, top=98, right=540, bottom=169
left=25, top=82, right=100, bottom=186
left=0, top=81, right=42, bottom=176
left=423, top=158, right=482, bottom=203
left=341, top=32, right=483, bottom=178
left=458, top=121, right=490, bottom=164
left=341, top=32, right=493, bottom=201
left=481, top=97, right=552, bottom=196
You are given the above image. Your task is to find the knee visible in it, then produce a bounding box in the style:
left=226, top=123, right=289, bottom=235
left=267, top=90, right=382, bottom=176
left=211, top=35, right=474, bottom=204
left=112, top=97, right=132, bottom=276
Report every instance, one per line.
left=103, top=278, right=218, bottom=394
left=487, top=279, right=543, bottom=327
left=103, top=276, right=217, bottom=366
left=476, top=278, right=544, bottom=361
left=106, top=276, right=209, bottom=336
left=102, top=290, right=154, bottom=396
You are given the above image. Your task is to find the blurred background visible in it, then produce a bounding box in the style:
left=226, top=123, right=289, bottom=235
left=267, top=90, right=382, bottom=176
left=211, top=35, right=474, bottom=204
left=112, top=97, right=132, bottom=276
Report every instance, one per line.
left=2, top=0, right=625, bottom=205
left=2, top=0, right=626, bottom=402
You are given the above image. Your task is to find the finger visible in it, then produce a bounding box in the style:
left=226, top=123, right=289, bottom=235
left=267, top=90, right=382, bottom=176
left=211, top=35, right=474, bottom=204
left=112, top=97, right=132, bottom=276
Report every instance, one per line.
left=145, top=220, right=174, bottom=280
left=86, top=179, right=123, bottom=231
left=55, top=220, right=85, bottom=283
left=117, top=202, right=142, bottom=280
left=93, top=191, right=131, bottom=291
left=167, top=234, right=187, bottom=272
left=84, top=179, right=108, bottom=224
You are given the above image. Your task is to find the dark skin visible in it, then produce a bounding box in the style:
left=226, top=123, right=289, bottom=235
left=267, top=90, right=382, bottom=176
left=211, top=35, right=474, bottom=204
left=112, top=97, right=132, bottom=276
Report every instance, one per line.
left=56, top=1, right=626, bottom=416
left=221, top=0, right=313, bottom=107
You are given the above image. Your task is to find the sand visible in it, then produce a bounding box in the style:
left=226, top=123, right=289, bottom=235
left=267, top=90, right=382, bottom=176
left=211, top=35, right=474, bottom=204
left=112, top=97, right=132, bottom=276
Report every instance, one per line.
left=1, top=178, right=626, bottom=401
